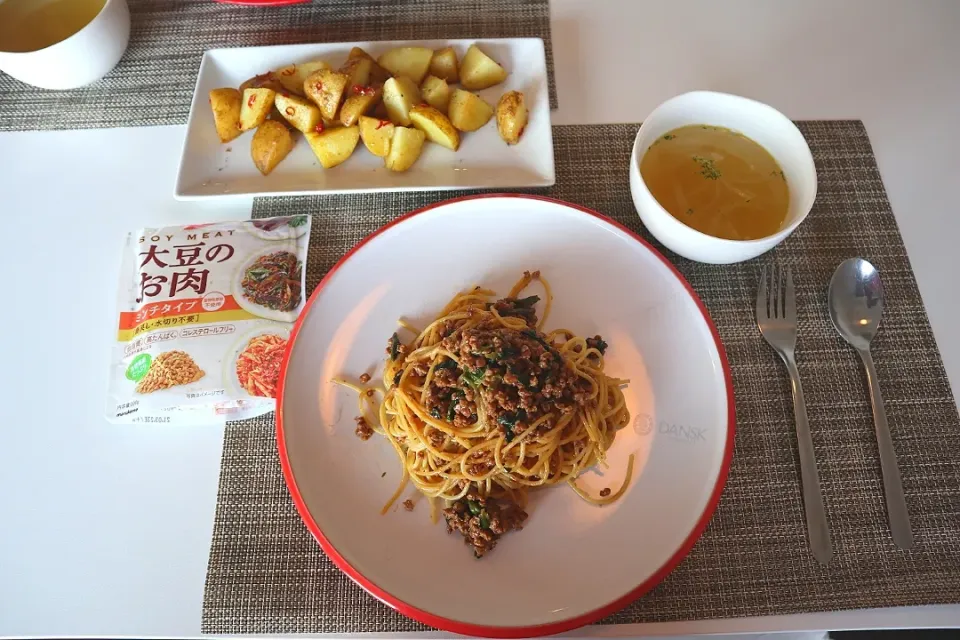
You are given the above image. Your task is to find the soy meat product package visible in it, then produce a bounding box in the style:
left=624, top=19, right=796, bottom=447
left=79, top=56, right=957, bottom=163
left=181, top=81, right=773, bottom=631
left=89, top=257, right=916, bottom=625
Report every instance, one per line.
left=107, top=216, right=311, bottom=424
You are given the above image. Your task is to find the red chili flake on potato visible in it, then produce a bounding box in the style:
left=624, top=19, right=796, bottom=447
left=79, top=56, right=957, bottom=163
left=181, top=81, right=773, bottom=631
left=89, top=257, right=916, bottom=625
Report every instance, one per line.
left=247, top=94, right=256, bottom=107
left=352, top=84, right=375, bottom=96
left=376, top=119, right=391, bottom=129
left=281, top=67, right=296, bottom=76
left=285, top=106, right=295, bottom=116
left=313, top=122, right=325, bottom=134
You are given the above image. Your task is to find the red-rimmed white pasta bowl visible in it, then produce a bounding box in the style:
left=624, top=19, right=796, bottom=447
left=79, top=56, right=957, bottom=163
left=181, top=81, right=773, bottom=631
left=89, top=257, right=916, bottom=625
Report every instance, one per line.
left=277, top=194, right=734, bottom=637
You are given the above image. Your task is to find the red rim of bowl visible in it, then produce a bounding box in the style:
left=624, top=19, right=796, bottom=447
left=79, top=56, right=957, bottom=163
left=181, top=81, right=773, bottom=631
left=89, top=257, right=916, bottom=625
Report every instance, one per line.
left=275, top=193, right=736, bottom=638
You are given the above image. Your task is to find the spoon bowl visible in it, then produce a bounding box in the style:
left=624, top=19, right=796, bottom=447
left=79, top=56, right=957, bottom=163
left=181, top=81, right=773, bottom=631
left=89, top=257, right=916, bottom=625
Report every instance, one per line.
left=828, top=258, right=885, bottom=350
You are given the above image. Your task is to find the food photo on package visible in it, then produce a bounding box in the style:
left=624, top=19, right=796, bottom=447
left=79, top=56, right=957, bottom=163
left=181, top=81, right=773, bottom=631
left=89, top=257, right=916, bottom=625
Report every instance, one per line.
left=107, top=215, right=312, bottom=424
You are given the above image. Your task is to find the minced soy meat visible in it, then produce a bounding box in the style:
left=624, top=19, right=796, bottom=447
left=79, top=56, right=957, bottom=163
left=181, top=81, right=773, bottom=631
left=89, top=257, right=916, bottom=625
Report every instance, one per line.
left=354, top=416, right=373, bottom=440
left=418, top=295, right=600, bottom=443
left=442, top=491, right=528, bottom=558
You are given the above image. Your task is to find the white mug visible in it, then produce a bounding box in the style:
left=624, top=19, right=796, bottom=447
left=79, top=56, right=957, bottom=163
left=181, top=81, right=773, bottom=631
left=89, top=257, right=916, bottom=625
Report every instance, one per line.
left=0, top=0, right=130, bottom=90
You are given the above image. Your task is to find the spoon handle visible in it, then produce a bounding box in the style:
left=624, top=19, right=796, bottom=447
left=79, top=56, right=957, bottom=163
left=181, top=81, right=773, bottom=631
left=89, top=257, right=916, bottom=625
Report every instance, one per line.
left=859, top=349, right=915, bottom=549
left=783, top=355, right=833, bottom=564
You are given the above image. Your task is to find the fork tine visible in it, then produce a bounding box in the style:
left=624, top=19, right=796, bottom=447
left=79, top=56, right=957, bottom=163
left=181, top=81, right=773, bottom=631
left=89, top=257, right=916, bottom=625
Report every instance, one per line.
left=771, top=265, right=780, bottom=318
left=785, top=266, right=796, bottom=321
left=779, top=265, right=787, bottom=318
left=756, top=265, right=768, bottom=320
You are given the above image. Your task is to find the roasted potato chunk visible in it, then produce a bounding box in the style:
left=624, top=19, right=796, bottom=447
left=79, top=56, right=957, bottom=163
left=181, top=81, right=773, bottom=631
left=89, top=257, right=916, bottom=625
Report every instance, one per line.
left=274, top=93, right=322, bottom=133
left=459, top=44, right=507, bottom=90
left=339, top=84, right=382, bottom=126
left=384, top=126, right=426, bottom=172
left=209, top=88, right=242, bottom=143
left=359, top=115, right=395, bottom=158
left=495, top=90, right=528, bottom=144
left=251, top=120, right=294, bottom=175
left=239, top=74, right=284, bottom=121
left=348, top=46, right=391, bottom=84
left=428, top=47, right=459, bottom=83
left=275, top=65, right=300, bottom=92
left=275, top=60, right=330, bottom=95
left=339, top=56, right=372, bottom=93
left=377, top=46, right=433, bottom=84
left=372, top=100, right=389, bottom=120
left=239, top=88, right=276, bottom=132
left=420, top=75, right=451, bottom=112
left=303, top=68, right=351, bottom=120
left=409, top=104, right=460, bottom=151
left=447, top=88, right=494, bottom=132
left=239, top=71, right=282, bottom=93
left=305, top=126, right=360, bottom=169
left=382, top=76, right=421, bottom=126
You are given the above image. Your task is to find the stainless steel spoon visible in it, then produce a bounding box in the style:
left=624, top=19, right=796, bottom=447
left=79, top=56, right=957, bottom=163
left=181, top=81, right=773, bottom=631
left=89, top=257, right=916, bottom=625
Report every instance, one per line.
left=828, top=258, right=914, bottom=549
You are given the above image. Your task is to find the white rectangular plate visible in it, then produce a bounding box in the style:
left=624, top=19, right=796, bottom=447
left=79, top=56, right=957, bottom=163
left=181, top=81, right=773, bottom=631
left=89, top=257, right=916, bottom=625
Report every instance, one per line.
left=175, top=38, right=554, bottom=200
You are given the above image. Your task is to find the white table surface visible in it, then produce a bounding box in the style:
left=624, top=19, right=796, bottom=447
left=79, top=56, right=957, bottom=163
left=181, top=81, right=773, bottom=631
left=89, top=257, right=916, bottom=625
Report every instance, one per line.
left=1, top=0, right=959, bottom=636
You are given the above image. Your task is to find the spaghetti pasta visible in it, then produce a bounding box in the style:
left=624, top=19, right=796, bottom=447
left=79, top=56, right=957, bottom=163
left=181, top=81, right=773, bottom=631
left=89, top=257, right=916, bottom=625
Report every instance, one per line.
left=335, top=271, right=632, bottom=557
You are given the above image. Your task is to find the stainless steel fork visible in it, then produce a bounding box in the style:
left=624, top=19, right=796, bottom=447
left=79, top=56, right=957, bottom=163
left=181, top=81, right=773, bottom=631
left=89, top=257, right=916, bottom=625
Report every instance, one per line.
left=757, top=266, right=833, bottom=564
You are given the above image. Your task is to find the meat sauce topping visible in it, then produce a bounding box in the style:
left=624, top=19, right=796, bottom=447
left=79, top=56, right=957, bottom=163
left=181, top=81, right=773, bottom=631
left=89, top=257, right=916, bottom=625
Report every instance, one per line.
left=442, top=491, right=528, bottom=558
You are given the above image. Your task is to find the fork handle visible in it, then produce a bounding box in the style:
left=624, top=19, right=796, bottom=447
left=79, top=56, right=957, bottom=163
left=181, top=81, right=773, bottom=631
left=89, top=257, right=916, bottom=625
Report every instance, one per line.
left=782, top=354, right=834, bottom=564
left=858, top=348, right=914, bottom=549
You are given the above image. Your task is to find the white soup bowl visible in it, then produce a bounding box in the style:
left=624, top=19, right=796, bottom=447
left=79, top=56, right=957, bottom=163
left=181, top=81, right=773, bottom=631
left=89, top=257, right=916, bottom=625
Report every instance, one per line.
left=0, top=0, right=130, bottom=90
left=629, top=91, right=817, bottom=264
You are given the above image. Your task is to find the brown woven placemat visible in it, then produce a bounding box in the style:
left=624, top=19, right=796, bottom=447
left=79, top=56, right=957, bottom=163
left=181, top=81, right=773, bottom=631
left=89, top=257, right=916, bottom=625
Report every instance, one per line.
left=0, top=0, right=556, bottom=132
left=201, top=121, right=960, bottom=633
